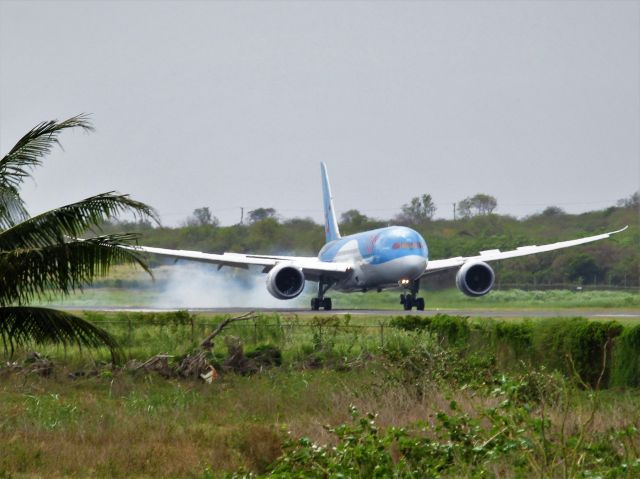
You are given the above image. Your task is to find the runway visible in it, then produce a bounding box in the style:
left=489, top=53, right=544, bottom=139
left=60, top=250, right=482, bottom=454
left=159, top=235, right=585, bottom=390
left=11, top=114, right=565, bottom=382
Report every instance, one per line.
left=62, top=306, right=640, bottom=319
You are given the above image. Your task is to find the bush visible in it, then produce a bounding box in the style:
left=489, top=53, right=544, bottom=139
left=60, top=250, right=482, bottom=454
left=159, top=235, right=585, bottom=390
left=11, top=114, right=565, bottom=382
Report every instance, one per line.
left=490, top=320, right=534, bottom=366
left=389, top=314, right=470, bottom=346
left=389, top=314, right=638, bottom=388
left=532, top=318, right=622, bottom=387
left=389, top=315, right=431, bottom=332
left=611, top=325, right=640, bottom=388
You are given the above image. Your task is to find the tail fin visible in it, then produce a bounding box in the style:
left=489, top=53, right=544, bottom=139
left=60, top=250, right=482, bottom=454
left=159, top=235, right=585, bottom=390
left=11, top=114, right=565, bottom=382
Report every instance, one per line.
left=321, top=162, right=341, bottom=243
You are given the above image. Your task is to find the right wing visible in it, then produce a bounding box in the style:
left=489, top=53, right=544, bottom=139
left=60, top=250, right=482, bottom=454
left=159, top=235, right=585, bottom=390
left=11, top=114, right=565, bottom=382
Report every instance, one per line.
left=124, top=244, right=352, bottom=282
left=423, top=226, right=628, bottom=275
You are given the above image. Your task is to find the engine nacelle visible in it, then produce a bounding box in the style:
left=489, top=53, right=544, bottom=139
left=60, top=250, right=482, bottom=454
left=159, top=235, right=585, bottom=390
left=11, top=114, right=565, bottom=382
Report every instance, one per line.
left=266, top=263, right=306, bottom=300
left=455, top=261, right=495, bottom=297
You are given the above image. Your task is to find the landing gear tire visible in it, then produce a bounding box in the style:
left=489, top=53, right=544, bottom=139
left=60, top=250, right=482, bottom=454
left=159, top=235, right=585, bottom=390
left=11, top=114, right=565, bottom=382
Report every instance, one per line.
left=311, top=297, right=332, bottom=311
left=312, top=277, right=334, bottom=311
left=403, top=295, right=414, bottom=311
left=401, top=279, right=424, bottom=311
left=311, top=298, right=320, bottom=311
left=402, top=294, right=425, bottom=311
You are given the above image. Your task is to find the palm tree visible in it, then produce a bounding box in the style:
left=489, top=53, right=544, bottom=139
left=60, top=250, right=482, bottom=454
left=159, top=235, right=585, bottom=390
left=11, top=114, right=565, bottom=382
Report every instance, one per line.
left=0, top=114, right=157, bottom=362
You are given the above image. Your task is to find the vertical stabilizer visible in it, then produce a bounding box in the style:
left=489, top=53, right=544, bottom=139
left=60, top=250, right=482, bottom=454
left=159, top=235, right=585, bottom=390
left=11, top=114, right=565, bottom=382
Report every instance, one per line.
left=321, top=162, right=341, bottom=243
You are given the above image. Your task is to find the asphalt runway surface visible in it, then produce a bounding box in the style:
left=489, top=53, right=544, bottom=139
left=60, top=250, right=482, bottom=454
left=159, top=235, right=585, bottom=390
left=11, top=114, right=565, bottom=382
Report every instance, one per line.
left=63, top=306, right=640, bottom=318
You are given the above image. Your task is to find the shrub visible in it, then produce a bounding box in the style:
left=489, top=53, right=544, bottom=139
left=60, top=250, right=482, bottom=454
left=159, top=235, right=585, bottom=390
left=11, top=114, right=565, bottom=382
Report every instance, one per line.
left=489, top=319, right=534, bottom=367
left=389, top=314, right=470, bottom=346
left=389, top=315, right=431, bottom=331
left=611, top=325, right=640, bottom=388
left=532, top=318, right=622, bottom=387
left=389, top=314, right=640, bottom=388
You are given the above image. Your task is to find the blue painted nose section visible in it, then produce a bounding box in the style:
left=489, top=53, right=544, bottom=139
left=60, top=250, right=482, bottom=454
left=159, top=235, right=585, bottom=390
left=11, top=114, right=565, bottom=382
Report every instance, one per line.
left=371, top=227, right=428, bottom=265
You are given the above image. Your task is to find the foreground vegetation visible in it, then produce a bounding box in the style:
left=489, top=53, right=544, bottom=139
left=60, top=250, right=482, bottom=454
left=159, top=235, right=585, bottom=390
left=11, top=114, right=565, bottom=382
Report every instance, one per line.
left=1, top=312, right=640, bottom=477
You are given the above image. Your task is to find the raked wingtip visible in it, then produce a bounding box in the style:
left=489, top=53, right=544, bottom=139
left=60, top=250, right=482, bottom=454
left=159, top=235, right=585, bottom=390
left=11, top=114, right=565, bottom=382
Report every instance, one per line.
left=611, top=225, right=629, bottom=235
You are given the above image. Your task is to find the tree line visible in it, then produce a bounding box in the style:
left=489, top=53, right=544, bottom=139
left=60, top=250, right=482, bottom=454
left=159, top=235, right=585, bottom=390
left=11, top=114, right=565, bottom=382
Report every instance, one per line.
left=107, top=191, right=639, bottom=288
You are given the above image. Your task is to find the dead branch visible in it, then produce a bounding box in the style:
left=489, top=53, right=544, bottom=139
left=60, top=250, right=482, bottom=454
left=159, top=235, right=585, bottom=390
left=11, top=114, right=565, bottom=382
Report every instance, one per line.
left=174, top=312, right=259, bottom=379
left=136, top=353, right=174, bottom=370
left=200, top=311, right=257, bottom=350
left=128, top=312, right=259, bottom=382
left=175, top=350, right=210, bottom=378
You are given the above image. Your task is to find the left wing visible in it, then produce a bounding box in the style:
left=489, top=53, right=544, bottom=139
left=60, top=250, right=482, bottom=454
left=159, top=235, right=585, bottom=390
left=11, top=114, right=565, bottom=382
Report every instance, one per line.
left=124, top=244, right=352, bottom=282
left=423, top=226, right=628, bottom=275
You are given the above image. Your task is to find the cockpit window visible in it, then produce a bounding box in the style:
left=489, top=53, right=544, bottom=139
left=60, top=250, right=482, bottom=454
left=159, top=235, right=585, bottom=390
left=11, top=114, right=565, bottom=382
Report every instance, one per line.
left=392, top=241, right=423, bottom=250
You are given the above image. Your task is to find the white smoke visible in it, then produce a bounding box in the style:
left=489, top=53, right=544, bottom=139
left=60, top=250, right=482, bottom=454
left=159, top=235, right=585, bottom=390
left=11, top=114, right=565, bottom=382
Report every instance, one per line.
left=153, top=263, right=310, bottom=309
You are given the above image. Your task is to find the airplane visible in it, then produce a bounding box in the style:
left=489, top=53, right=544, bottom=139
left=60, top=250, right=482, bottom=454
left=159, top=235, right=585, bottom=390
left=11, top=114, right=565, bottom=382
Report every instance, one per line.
left=127, top=163, right=627, bottom=311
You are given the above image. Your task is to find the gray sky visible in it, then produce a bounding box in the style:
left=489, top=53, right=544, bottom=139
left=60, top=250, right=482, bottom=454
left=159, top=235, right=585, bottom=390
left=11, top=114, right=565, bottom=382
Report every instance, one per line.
left=1, top=0, right=638, bottom=226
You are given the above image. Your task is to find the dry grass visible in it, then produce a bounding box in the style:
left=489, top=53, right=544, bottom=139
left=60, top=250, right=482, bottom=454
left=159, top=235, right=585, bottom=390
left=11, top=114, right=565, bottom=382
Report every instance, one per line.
left=1, top=374, right=275, bottom=477
left=0, top=367, right=373, bottom=478
left=2, top=363, right=640, bottom=478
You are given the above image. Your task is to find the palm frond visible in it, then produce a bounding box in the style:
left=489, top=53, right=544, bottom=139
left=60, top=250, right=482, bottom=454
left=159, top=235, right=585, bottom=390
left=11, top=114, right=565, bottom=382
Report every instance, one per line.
left=0, top=114, right=93, bottom=191
left=0, top=192, right=158, bottom=251
left=0, top=187, right=29, bottom=228
left=0, top=306, right=122, bottom=363
left=0, top=234, right=151, bottom=307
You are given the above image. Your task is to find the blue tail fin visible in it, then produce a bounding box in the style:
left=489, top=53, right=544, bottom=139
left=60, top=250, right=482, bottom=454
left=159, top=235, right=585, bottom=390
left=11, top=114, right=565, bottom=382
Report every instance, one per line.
left=321, top=162, right=341, bottom=243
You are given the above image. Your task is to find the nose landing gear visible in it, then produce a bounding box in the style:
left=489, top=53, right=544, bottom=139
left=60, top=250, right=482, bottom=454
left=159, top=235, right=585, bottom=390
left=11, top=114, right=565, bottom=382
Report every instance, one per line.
left=400, top=294, right=425, bottom=311
left=400, top=280, right=425, bottom=311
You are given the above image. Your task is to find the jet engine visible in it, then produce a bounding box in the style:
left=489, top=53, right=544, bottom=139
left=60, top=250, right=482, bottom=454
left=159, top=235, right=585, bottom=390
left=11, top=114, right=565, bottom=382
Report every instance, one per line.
left=455, top=261, right=495, bottom=297
left=266, top=263, right=306, bottom=299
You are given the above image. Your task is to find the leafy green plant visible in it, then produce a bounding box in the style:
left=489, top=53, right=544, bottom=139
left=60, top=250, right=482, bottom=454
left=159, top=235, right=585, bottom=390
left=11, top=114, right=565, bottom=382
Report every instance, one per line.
left=250, top=363, right=640, bottom=478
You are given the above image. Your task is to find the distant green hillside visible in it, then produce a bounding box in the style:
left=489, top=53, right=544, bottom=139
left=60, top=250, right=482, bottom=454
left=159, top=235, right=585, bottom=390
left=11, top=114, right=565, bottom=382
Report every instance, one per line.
left=103, top=201, right=639, bottom=288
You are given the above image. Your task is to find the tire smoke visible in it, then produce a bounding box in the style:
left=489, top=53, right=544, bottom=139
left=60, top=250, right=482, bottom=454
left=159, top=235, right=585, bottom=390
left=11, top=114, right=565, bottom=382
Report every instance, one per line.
left=153, top=262, right=309, bottom=308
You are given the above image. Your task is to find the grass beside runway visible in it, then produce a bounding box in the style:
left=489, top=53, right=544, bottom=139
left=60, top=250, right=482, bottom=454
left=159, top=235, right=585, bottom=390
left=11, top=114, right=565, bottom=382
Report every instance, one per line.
left=27, top=264, right=639, bottom=310
left=2, top=310, right=640, bottom=477
left=35, top=284, right=640, bottom=310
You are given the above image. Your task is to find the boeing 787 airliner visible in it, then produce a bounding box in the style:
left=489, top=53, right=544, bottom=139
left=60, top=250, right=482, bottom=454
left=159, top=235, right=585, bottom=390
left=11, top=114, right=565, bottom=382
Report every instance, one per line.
left=129, top=163, right=627, bottom=311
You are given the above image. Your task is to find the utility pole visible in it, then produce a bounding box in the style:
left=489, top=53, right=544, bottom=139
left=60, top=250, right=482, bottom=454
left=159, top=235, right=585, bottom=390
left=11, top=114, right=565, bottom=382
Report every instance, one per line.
left=453, top=203, right=456, bottom=221
left=240, top=207, right=244, bottom=225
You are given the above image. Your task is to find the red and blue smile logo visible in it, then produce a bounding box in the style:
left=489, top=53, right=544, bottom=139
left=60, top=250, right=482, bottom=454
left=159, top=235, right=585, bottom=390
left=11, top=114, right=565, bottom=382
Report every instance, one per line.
left=365, top=233, right=380, bottom=254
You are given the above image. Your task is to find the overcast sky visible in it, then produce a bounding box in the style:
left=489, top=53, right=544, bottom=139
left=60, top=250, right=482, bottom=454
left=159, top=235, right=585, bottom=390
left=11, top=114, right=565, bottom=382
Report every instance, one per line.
left=1, top=0, right=638, bottom=226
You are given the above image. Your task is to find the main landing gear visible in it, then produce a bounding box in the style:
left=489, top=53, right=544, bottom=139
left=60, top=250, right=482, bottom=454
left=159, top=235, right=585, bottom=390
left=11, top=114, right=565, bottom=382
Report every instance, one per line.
left=311, top=277, right=333, bottom=311
left=400, top=280, right=425, bottom=311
